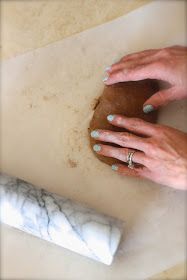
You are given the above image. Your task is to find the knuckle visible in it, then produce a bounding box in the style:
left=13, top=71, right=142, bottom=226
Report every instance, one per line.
left=145, top=138, right=162, bottom=157
left=102, top=145, right=112, bottom=156
left=162, top=56, right=175, bottom=66
left=154, top=125, right=165, bottom=135
left=140, top=137, right=151, bottom=148
left=109, top=149, right=116, bottom=157
left=152, top=61, right=164, bottom=69
left=139, top=156, right=148, bottom=166
left=151, top=124, right=164, bottom=135
left=122, top=68, right=129, bottom=75
left=120, top=132, right=132, bottom=141
left=118, top=150, right=127, bottom=162
left=159, top=48, right=171, bottom=57
left=145, top=138, right=157, bottom=151
left=143, top=157, right=151, bottom=167
left=102, top=130, right=111, bottom=136
left=128, top=118, right=144, bottom=129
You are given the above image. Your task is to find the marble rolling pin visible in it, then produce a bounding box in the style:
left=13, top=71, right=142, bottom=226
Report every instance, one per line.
left=0, top=173, right=123, bottom=265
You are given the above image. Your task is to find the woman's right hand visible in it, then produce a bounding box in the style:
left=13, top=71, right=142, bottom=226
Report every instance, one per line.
left=91, top=115, right=187, bottom=190
left=103, top=45, right=187, bottom=113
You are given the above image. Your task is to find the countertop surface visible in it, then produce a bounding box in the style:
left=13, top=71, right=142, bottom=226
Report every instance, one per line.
left=1, top=0, right=186, bottom=279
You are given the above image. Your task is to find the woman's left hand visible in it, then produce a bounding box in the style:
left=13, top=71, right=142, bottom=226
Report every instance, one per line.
left=91, top=115, right=187, bottom=190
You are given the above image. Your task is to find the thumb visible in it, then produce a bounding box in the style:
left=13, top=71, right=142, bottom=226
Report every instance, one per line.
left=143, top=87, right=178, bottom=113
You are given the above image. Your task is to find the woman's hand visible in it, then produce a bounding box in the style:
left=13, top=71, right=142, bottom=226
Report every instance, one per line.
left=103, top=45, right=187, bottom=113
left=91, top=115, right=187, bottom=190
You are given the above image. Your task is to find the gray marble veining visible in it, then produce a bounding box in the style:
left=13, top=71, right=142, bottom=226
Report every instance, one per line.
left=0, top=173, right=123, bottom=265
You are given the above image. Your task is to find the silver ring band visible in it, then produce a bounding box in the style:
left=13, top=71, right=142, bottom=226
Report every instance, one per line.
left=127, top=151, right=136, bottom=169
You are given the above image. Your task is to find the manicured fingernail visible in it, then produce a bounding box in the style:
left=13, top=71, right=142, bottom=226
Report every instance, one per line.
left=107, top=114, right=115, bottom=122
left=105, top=66, right=111, bottom=72
left=93, top=144, right=101, bottom=152
left=143, top=104, right=155, bottom=114
left=111, top=164, right=118, bottom=171
left=103, top=76, right=108, bottom=82
left=91, top=130, right=99, bottom=138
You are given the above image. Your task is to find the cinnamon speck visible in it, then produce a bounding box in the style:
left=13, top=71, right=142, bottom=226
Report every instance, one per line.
left=67, top=159, right=78, bottom=168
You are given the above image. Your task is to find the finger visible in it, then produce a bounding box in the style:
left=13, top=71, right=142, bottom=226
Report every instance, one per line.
left=111, top=163, right=150, bottom=178
left=106, top=114, right=157, bottom=136
left=106, top=46, right=186, bottom=74
left=108, top=50, right=158, bottom=73
left=158, top=46, right=187, bottom=57
left=93, top=144, right=147, bottom=165
left=143, top=87, right=184, bottom=110
left=120, top=49, right=158, bottom=62
left=104, top=62, right=164, bottom=85
left=91, top=129, right=148, bottom=151
left=106, top=61, right=126, bottom=73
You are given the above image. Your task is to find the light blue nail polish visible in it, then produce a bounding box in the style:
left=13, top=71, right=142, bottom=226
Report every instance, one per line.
left=107, top=114, right=115, bottom=122
left=112, top=164, right=118, bottom=171
left=105, top=66, right=111, bottom=72
left=91, top=130, right=99, bottom=138
left=143, top=104, right=154, bottom=114
left=93, top=144, right=101, bottom=152
left=103, top=76, right=108, bottom=82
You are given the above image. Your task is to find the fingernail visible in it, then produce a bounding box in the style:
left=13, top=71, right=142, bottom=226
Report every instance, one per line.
left=91, top=130, right=99, bottom=138
left=103, top=76, right=108, bottom=82
left=107, top=114, right=115, bottom=122
left=111, top=164, right=118, bottom=171
left=93, top=144, right=101, bottom=152
left=143, top=104, right=155, bottom=114
left=105, top=66, right=111, bottom=72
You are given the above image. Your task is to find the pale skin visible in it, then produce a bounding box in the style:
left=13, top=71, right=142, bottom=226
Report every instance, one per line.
left=91, top=46, right=187, bottom=190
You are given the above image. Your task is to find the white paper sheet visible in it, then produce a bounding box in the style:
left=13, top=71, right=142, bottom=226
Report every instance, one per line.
left=1, top=1, right=187, bottom=279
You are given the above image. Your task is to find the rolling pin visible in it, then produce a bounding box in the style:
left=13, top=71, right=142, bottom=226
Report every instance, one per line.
left=0, top=173, right=123, bottom=265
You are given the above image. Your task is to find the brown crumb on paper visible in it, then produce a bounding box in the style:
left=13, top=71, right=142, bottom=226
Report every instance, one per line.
left=67, top=159, right=78, bottom=168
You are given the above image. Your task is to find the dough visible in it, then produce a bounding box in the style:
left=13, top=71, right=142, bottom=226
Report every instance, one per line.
left=89, top=80, right=158, bottom=165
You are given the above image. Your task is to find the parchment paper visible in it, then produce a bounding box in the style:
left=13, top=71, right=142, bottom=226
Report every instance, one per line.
left=1, top=1, right=187, bottom=279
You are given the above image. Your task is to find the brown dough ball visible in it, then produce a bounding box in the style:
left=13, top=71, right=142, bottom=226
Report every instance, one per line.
left=89, top=80, right=158, bottom=166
